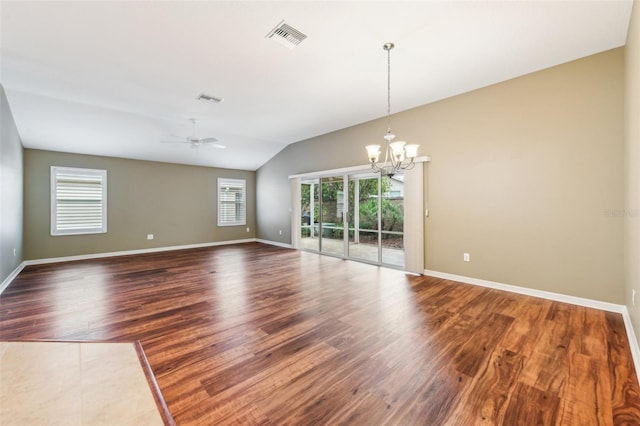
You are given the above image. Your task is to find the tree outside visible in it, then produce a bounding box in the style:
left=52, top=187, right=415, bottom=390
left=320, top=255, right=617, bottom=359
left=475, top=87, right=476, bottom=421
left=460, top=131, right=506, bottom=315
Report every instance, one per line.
left=301, top=176, right=403, bottom=245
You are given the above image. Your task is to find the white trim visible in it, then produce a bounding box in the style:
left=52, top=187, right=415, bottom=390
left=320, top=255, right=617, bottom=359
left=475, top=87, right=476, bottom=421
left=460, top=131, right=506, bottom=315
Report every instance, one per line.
left=256, top=239, right=293, bottom=249
left=288, top=156, right=431, bottom=179
left=423, top=269, right=625, bottom=313
left=0, top=261, right=27, bottom=295
left=290, top=178, right=301, bottom=250
left=622, top=308, right=640, bottom=383
left=24, top=239, right=257, bottom=266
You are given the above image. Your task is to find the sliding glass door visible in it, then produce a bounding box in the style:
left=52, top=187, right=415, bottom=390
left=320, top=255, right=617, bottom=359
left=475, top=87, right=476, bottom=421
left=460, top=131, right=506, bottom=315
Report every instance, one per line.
left=320, top=176, right=345, bottom=257
left=298, top=170, right=405, bottom=268
left=347, top=172, right=380, bottom=264
left=300, top=178, right=319, bottom=251
left=380, top=175, right=404, bottom=268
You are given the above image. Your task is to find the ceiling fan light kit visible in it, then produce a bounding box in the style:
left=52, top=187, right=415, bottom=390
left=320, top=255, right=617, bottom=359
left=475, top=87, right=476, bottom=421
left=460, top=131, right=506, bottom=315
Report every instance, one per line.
left=161, top=118, right=226, bottom=149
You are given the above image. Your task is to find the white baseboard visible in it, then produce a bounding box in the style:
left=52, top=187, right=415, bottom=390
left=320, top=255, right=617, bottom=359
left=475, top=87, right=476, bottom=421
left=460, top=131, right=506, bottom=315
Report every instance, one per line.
left=423, top=269, right=625, bottom=313
left=255, top=239, right=293, bottom=249
left=622, top=308, right=640, bottom=384
left=0, top=261, right=26, bottom=296
left=24, top=239, right=258, bottom=266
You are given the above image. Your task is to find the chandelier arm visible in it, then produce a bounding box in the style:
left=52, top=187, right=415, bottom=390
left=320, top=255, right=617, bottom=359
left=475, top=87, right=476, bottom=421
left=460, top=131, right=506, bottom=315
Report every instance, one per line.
left=400, top=159, right=415, bottom=171
left=370, top=162, right=382, bottom=174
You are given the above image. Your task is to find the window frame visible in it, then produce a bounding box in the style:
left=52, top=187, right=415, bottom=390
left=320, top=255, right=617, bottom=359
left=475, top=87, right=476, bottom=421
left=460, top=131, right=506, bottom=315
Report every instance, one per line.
left=50, top=166, right=108, bottom=236
left=217, top=178, right=246, bottom=227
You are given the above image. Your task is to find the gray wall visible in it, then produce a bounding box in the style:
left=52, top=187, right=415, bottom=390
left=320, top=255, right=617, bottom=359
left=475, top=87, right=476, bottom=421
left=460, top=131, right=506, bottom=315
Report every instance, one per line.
left=24, top=149, right=256, bottom=260
left=625, top=1, right=640, bottom=348
left=0, top=84, right=24, bottom=283
left=256, top=124, right=376, bottom=243
left=257, top=48, right=624, bottom=304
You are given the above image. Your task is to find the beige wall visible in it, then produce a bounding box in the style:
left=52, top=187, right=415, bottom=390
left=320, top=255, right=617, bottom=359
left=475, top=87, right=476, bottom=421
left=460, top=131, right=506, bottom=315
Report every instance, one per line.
left=0, top=84, right=24, bottom=282
left=24, top=149, right=256, bottom=260
left=257, top=48, right=625, bottom=303
left=424, top=48, right=623, bottom=303
left=625, top=2, right=640, bottom=344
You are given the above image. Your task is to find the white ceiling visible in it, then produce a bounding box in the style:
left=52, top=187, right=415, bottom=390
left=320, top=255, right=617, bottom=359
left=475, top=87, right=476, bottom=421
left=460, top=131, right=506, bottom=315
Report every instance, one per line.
left=0, top=1, right=633, bottom=171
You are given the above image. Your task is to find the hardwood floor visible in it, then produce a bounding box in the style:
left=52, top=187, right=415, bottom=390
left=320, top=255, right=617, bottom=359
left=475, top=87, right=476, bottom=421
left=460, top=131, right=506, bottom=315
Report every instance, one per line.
left=1, top=242, right=639, bottom=425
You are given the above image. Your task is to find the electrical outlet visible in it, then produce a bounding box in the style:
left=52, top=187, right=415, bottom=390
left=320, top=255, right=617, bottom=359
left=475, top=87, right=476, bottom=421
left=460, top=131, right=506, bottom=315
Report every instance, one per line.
left=246, top=227, right=250, bottom=232
left=279, top=229, right=283, bottom=235
left=633, top=289, right=636, bottom=306
left=13, top=248, right=17, bottom=257
left=147, top=234, right=154, bottom=240
left=463, top=253, right=470, bottom=262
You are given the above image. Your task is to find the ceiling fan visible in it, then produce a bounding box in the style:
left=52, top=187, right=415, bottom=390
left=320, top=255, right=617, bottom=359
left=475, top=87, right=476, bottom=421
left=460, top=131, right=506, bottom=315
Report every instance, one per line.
left=161, top=118, right=226, bottom=149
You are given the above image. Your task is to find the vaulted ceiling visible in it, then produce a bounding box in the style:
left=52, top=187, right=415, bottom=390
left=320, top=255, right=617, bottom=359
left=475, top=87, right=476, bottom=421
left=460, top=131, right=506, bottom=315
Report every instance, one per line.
left=0, top=1, right=633, bottom=170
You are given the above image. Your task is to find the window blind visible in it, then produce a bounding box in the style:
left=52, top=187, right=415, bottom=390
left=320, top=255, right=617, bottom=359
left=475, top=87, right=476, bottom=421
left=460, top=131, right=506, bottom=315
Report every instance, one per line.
left=218, top=178, right=246, bottom=226
left=51, top=167, right=107, bottom=235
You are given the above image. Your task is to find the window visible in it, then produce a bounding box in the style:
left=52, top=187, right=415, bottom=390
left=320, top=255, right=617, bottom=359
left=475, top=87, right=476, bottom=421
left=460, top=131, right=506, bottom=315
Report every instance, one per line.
left=51, top=166, right=107, bottom=236
left=218, top=178, right=246, bottom=226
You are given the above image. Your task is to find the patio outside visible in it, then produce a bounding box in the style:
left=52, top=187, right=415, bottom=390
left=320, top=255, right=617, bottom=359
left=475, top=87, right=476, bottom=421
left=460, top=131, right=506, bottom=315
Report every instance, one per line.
left=299, top=233, right=404, bottom=267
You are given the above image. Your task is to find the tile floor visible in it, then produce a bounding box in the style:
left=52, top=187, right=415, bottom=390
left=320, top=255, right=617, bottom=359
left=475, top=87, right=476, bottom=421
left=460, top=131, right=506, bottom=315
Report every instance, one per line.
left=0, top=341, right=164, bottom=425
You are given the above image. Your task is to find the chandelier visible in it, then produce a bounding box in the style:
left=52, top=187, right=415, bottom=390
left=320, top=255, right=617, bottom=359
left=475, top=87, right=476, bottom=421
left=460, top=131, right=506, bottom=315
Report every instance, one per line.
left=366, top=42, right=419, bottom=176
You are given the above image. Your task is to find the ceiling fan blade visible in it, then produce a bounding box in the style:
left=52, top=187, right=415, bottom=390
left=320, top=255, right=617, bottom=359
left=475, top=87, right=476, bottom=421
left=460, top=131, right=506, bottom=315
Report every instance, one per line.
left=161, top=121, right=223, bottom=148
left=198, top=137, right=226, bottom=149
left=197, top=141, right=226, bottom=149
left=160, top=140, right=189, bottom=144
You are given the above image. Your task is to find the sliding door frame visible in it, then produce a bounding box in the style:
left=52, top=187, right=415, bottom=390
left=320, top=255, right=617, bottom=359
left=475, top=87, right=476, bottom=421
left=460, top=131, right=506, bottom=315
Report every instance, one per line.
left=290, top=157, right=430, bottom=272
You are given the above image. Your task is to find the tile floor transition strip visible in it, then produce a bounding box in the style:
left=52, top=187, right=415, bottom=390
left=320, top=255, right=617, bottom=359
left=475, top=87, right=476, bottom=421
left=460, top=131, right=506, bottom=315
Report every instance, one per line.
left=134, top=341, right=176, bottom=426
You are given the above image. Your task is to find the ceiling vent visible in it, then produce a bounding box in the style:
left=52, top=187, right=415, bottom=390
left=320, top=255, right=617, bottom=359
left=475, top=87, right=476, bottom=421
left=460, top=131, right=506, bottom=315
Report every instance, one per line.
left=197, top=93, right=223, bottom=103
left=266, top=20, right=307, bottom=49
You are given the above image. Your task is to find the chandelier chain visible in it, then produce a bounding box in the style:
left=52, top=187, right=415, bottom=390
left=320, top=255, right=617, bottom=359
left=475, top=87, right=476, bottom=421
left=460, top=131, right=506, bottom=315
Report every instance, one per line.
left=387, top=45, right=392, bottom=134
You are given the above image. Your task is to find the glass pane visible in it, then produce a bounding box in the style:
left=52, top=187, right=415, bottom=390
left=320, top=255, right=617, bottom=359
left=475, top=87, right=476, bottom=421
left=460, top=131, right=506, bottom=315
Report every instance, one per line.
left=320, top=176, right=344, bottom=256
left=348, top=173, right=380, bottom=263
left=381, top=175, right=404, bottom=267
left=300, top=178, right=319, bottom=251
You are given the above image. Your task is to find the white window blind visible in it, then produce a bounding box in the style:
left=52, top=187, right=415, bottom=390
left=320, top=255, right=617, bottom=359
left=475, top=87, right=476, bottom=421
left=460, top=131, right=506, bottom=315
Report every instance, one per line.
left=51, top=166, right=107, bottom=236
left=218, top=178, right=246, bottom=226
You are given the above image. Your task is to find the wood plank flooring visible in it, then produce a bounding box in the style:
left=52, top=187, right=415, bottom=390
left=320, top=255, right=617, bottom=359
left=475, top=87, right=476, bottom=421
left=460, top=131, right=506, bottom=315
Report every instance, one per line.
left=1, top=242, right=639, bottom=425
